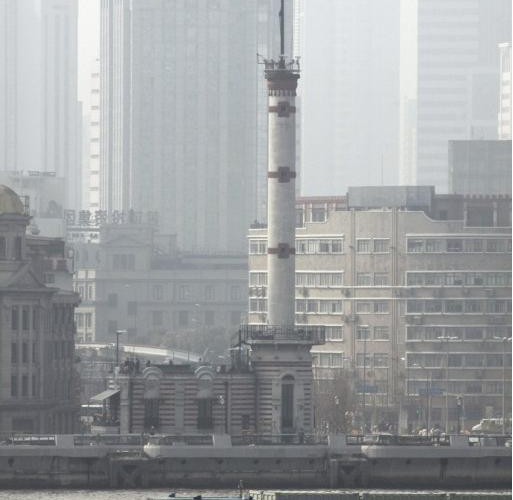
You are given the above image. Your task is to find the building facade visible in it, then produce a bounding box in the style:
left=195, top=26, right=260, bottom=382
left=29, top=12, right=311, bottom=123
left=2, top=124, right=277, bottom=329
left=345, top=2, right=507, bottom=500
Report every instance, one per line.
left=248, top=186, right=512, bottom=431
left=416, top=0, right=511, bottom=192
left=498, top=42, right=512, bottom=140
left=448, top=140, right=512, bottom=196
left=0, top=185, right=79, bottom=434
left=0, top=0, right=80, bottom=211
left=99, top=0, right=292, bottom=251
left=73, top=223, right=248, bottom=348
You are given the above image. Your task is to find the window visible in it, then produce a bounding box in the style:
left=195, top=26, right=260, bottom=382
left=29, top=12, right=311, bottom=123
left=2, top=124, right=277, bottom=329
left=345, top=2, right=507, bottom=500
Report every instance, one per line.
left=374, top=273, right=389, bottom=286
left=11, top=343, right=17, bottom=363
left=15, top=237, right=22, bottom=259
left=249, top=240, right=267, bottom=255
left=0, top=236, right=5, bottom=258
left=357, top=239, right=371, bottom=253
left=447, top=239, right=463, bottom=252
left=32, top=342, right=37, bottom=363
left=144, top=399, right=160, bottom=430
left=356, top=302, right=372, bottom=314
left=425, top=301, right=442, bottom=313
left=205, top=285, right=215, bottom=300
left=11, top=376, right=18, bottom=397
left=32, top=309, right=39, bottom=330
left=465, top=327, right=483, bottom=341
left=230, top=286, right=241, bottom=301
left=197, top=399, right=213, bottom=429
left=296, top=208, right=304, bottom=227
left=11, top=306, right=19, bottom=330
left=445, top=301, right=463, bottom=313
left=22, top=342, right=28, bottom=363
left=374, top=302, right=389, bottom=313
left=85, top=313, right=92, bottom=328
left=465, top=301, right=482, bottom=313
left=281, top=376, right=294, bottom=430
left=251, top=299, right=267, bottom=312
left=311, top=205, right=326, bottom=222
left=425, top=239, right=442, bottom=252
left=21, top=375, right=28, bottom=397
left=179, top=285, right=189, bottom=300
left=326, top=326, right=343, bottom=341
left=357, top=326, right=371, bottom=340
left=357, top=273, right=372, bottom=286
left=373, top=239, right=389, bottom=253
left=374, top=326, right=389, bottom=340
left=465, top=354, right=483, bottom=367
left=152, top=285, right=163, bottom=301
left=250, top=273, right=267, bottom=286
left=407, top=239, right=423, bottom=253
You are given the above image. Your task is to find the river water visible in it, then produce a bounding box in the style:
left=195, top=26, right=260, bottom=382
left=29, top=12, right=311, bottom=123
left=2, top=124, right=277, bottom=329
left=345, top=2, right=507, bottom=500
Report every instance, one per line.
left=0, top=490, right=511, bottom=500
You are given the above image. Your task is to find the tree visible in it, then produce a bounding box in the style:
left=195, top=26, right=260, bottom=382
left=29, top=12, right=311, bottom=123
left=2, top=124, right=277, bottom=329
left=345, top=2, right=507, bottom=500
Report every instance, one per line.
left=313, top=369, right=356, bottom=435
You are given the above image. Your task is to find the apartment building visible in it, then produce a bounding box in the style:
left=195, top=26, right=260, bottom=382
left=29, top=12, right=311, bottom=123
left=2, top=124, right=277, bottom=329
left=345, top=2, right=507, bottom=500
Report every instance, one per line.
left=248, top=186, right=511, bottom=431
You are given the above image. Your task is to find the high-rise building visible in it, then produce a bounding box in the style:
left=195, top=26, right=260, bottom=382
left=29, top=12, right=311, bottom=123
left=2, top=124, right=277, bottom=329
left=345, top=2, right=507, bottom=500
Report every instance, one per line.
left=416, top=0, right=511, bottom=192
left=498, top=42, right=512, bottom=140
left=298, top=0, right=400, bottom=195
left=100, top=0, right=291, bottom=252
left=0, top=0, right=80, bottom=212
left=88, top=59, right=101, bottom=212
left=449, top=140, right=512, bottom=196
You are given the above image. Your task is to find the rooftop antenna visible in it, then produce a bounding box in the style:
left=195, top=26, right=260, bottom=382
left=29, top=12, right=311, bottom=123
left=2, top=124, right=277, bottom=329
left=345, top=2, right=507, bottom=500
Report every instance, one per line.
left=279, top=0, right=285, bottom=68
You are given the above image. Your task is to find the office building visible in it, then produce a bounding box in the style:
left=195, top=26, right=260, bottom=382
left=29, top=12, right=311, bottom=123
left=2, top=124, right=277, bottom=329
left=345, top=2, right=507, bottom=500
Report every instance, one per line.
left=248, top=186, right=511, bottom=431
left=100, top=0, right=292, bottom=251
left=498, top=42, right=512, bottom=140
left=0, top=0, right=80, bottom=211
left=0, top=185, right=79, bottom=433
left=416, top=0, right=511, bottom=192
left=449, top=140, right=512, bottom=196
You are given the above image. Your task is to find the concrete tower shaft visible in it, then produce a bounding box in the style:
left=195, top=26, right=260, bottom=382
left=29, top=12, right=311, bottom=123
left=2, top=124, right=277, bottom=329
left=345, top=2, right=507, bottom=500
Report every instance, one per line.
left=266, top=64, right=299, bottom=328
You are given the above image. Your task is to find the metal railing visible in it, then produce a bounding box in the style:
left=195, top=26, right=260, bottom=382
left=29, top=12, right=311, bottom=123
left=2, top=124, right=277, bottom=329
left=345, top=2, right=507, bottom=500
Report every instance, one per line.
left=239, top=324, right=325, bottom=344
left=231, top=433, right=326, bottom=446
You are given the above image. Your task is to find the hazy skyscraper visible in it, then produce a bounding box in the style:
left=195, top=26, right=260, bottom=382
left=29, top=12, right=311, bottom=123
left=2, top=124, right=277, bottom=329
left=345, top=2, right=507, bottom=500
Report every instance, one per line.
left=416, top=0, right=511, bottom=192
left=99, top=0, right=131, bottom=215
left=298, top=0, right=400, bottom=195
left=100, top=0, right=291, bottom=252
left=498, top=42, right=512, bottom=140
left=0, top=0, right=80, bottom=211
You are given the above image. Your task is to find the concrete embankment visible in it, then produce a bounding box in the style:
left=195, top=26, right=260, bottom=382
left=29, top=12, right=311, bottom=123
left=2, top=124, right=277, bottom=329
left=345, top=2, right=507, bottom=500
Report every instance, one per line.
left=0, top=434, right=510, bottom=489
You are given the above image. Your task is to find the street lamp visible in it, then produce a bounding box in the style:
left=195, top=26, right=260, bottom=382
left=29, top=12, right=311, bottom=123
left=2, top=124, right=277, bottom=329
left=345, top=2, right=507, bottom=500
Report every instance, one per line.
left=493, top=336, right=512, bottom=435
left=437, top=336, right=458, bottom=434
left=115, top=329, right=127, bottom=367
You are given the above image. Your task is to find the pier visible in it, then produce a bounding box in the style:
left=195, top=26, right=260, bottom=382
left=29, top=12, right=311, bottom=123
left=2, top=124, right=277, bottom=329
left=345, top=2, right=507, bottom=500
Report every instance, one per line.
left=0, top=433, right=510, bottom=489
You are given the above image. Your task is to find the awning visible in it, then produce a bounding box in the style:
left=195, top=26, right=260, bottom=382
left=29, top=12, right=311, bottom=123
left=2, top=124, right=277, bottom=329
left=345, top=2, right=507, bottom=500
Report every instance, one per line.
left=90, top=389, right=120, bottom=402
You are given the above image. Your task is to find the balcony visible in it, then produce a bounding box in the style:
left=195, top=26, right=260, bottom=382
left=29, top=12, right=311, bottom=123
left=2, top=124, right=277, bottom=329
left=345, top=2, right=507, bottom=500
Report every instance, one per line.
left=240, top=324, right=325, bottom=345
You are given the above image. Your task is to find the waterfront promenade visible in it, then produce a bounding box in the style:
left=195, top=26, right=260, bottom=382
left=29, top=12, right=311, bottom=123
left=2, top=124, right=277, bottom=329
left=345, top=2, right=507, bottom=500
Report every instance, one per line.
left=0, top=433, right=510, bottom=489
